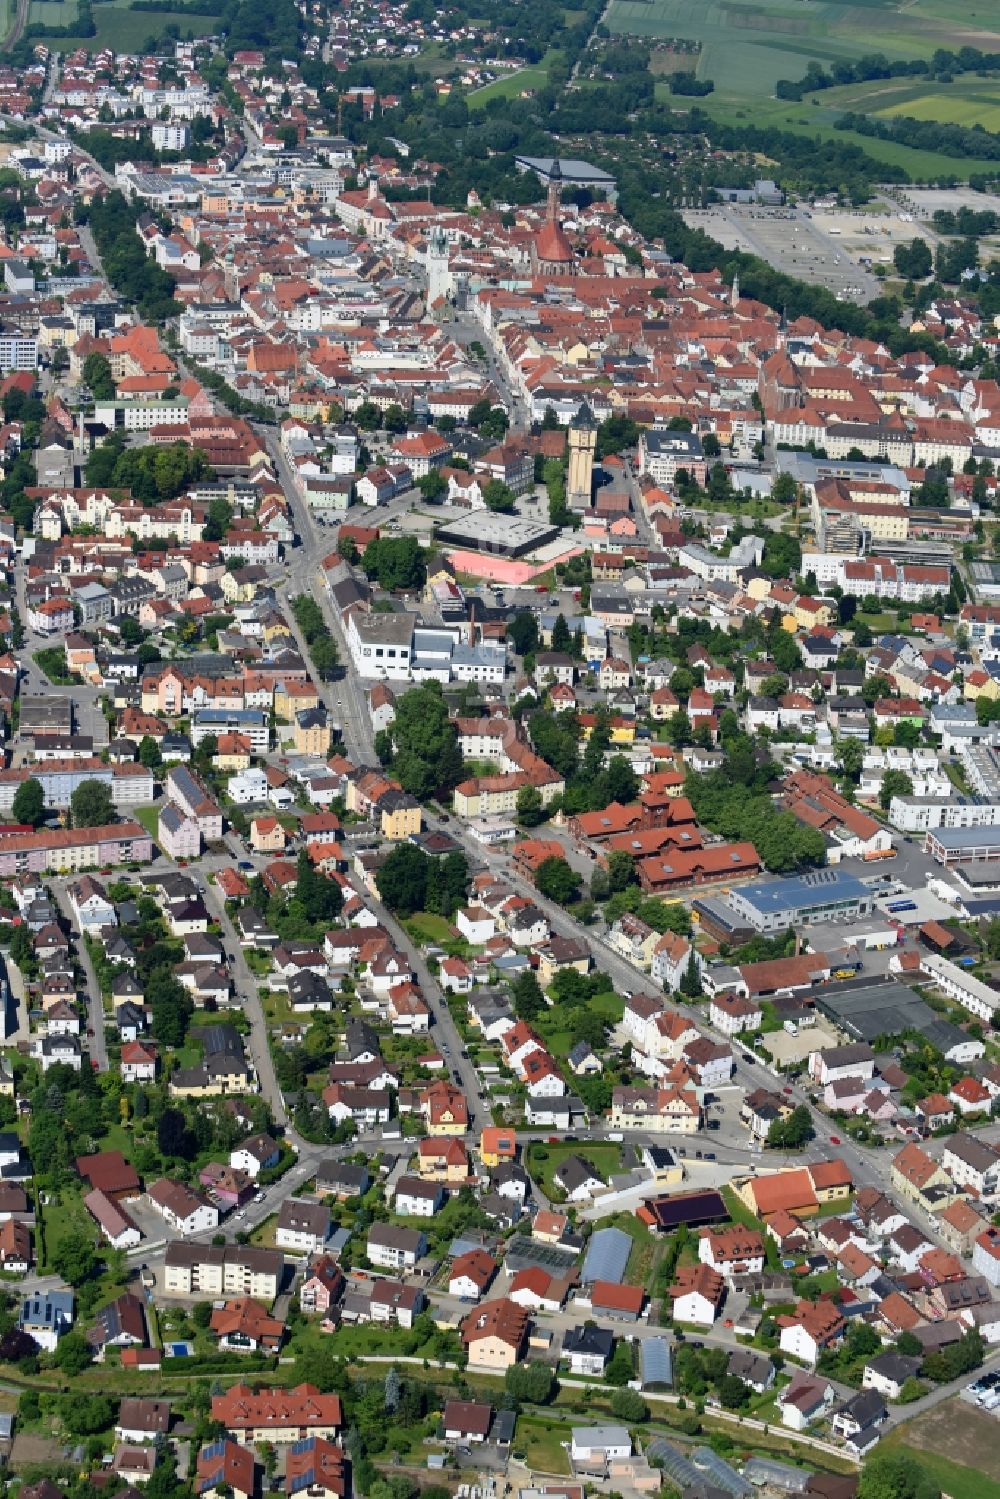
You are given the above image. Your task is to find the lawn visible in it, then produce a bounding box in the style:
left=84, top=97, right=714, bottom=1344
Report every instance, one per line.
left=290, top=1315, right=442, bottom=1363
left=134, top=804, right=159, bottom=842
left=682, top=89, right=1000, bottom=179
left=881, top=1398, right=1000, bottom=1499
left=514, top=1416, right=571, bottom=1476
left=33, top=0, right=218, bottom=48
left=32, top=648, right=72, bottom=685
left=38, top=1185, right=96, bottom=1272
left=467, top=49, right=562, bottom=107
left=721, top=1184, right=763, bottom=1230
left=855, top=611, right=901, bottom=633
left=525, top=1140, right=623, bottom=1199
left=404, top=913, right=461, bottom=947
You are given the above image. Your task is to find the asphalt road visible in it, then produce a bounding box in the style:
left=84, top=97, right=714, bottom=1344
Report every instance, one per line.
left=199, top=864, right=289, bottom=1128
left=49, top=879, right=109, bottom=1072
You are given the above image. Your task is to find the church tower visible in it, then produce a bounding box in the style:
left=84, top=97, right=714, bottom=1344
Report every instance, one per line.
left=427, top=225, right=451, bottom=310
left=532, top=158, right=576, bottom=278
left=567, top=402, right=597, bottom=510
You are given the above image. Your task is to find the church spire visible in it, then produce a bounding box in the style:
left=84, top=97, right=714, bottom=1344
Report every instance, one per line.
left=547, top=158, right=562, bottom=223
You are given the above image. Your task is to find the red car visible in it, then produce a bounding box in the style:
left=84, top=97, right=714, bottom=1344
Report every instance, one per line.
left=782, top=1086, right=793, bottom=1094
left=829, top=1134, right=841, bottom=1145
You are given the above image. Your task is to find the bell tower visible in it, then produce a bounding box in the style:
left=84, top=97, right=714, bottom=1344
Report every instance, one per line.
left=567, top=402, right=597, bottom=510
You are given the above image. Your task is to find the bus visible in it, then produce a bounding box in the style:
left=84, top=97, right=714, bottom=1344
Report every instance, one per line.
left=886, top=899, right=916, bottom=913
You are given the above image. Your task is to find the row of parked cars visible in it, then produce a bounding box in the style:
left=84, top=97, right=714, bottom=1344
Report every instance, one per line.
left=966, top=1372, right=1000, bottom=1411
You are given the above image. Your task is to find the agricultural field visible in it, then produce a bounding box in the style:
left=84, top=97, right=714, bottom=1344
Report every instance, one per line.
left=28, top=0, right=218, bottom=49
left=880, top=1399, right=1000, bottom=1499
left=605, top=0, right=1000, bottom=177
left=607, top=0, right=1000, bottom=104
left=821, top=73, right=1000, bottom=130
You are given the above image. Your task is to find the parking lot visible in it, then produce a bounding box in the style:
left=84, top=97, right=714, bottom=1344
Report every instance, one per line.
left=964, top=1370, right=1000, bottom=1415
left=682, top=204, right=882, bottom=302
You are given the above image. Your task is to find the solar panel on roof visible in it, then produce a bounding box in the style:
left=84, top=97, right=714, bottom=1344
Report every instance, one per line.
left=200, top=1441, right=225, bottom=1461
left=649, top=1190, right=727, bottom=1229
left=505, top=1236, right=580, bottom=1275
left=581, top=1226, right=632, bottom=1285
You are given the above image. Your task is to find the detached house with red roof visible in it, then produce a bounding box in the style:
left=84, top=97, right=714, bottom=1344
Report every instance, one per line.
left=778, top=1299, right=844, bottom=1366
left=449, top=1249, right=496, bottom=1302
left=949, top=1076, right=992, bottom=1117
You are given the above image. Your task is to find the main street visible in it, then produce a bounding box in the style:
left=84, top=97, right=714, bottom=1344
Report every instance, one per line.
left=264, top=429, right=375, bottom=764
left=49, top=880, right=109, bottom=1073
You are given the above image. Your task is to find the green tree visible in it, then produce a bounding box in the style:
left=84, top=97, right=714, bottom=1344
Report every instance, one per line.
left=376, top=843, right=430, bottom=917
left=512, top=970, right=545, bottom=1021
left=204, top=496, right=233, bottom=542
left=482, top=479, right=515, bottom=512
left=309, top=634, right=339, bottom=681
left=604, top=1340, right=636, bottom=1386
left=59, top=1393, right=116, bottom=1436
left=387, top=682, right=463, bottom=800
left=858, top=1451, right=941, bottom=1499
left=666, top=709, right=692, bottom=748
left=82, top=352, right=115, bottom=401
left=53, top=1330, right=92, bottom=1375
left=879, top=768, right=913, bottom=811
left=416, top=470, right=446, bottom=502
left=138, top=735, right=162, bottom=771
left=157, top=1104, right=196, bottom=1160
left=353, top=401, right=381, bottom=430
left=893, top=238, right=932, bottom=281
left=551, top=614, right=571, bottom=652
left=69, top=780, right=116, bottom=828
left=679, top=948, right=703, bottom=998
left=607, top=850, right=637, bottom=892
left=362, top=537, right=427, bottom=591
left=148, top=968, right=194, bottom=1048
left=610, top=1387, right=649, bottom=1420
left=504, top=1361, right=554, bottom=1404
left=516, top=785, right=545, bottom=827
left=51, top=1232, right=97, bottom=1287
left=11, top=777, right=45, bottom=828
left=509, top=611, right=538, bottom=656
left=716, top=1375, right=751, bottom=1410
left=766, top=1105, right=814, bottom=1150
left=534, top=856, right=580, bottom=905
left=839, top=737, right=865, bottom=782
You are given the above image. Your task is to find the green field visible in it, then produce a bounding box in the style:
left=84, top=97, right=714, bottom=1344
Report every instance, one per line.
left=29, top=0, right=219, bottom=49
left=817, top=73, right=1000, bottom=130
left=605, top=0, right=1000, bottom=176
left=880, top=1399, right=1000, bottom=1499
left=468, top=49, right=562, bottom=107
left=608, top=0, right=1000, bottom=101
left=525, top=1140, right=623, bottom=1199
left=663, top=88, right=1000, bottom=180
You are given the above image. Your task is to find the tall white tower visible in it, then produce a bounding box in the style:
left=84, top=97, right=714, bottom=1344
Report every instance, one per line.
left=427, top=226, right=451, bottom=310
